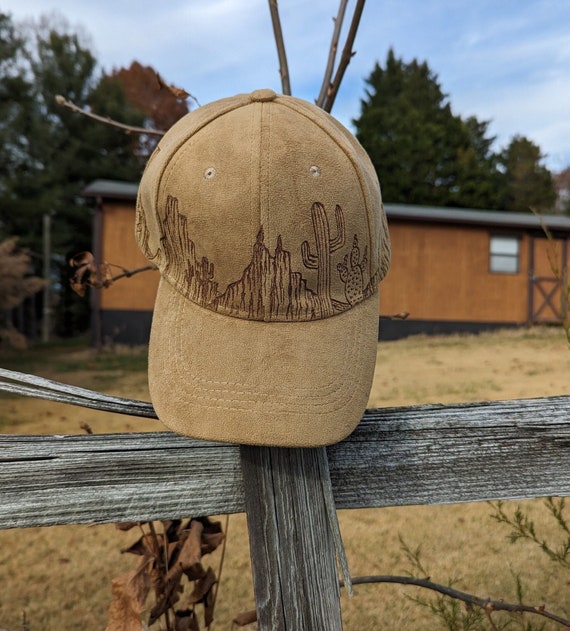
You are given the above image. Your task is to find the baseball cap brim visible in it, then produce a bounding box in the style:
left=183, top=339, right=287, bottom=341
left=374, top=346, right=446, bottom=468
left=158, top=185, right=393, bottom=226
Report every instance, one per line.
left=148, top=276, right=379, bottom=447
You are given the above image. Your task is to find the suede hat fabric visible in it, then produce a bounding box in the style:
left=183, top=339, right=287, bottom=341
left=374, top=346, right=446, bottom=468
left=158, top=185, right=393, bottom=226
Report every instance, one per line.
left=136, top=89, right=391, bottom=447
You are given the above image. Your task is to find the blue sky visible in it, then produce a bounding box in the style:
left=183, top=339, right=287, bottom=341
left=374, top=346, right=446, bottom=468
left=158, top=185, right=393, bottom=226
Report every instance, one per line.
left=4, top=0, right=570, bottom=171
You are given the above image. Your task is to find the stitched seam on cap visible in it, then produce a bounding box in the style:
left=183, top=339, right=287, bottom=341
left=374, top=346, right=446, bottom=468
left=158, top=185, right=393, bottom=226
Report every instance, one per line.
left=167, top=282, right=354, bottom=398
left=166, top=315, right=365, bottom=415
left=164, top=285, right=368, bottom=411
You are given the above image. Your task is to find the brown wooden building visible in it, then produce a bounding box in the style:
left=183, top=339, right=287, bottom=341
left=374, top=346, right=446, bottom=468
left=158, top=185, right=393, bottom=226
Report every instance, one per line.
left=83, top=179, right=570, bottom=344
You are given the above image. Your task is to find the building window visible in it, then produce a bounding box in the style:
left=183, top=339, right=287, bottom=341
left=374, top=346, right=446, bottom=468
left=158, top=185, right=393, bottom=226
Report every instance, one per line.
left=489, top=235, right=520, bottom=274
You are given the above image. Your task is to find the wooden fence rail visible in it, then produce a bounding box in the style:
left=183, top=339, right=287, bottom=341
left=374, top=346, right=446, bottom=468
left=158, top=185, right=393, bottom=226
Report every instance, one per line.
left=2, top=395, right=570, bottom=530
left=2, top=378, right=570, bottom=629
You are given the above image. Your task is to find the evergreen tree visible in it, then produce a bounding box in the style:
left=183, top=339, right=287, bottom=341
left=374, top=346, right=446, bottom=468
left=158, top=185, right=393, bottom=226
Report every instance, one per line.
left=0, top=13, right=32, bottom=198
left=500, top=135, right=556, bottom=212
left=0, top=13, right=146, bottom=336
left=353, top=49, right=506, bottom=209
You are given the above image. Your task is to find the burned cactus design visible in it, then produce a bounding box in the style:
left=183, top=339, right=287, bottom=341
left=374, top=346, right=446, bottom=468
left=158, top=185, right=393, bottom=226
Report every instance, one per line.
left=153, top=195, right=359, bottom=321
left=301, top=203, right=345, bottom=315
left=337, top=235, right=368, bottom=305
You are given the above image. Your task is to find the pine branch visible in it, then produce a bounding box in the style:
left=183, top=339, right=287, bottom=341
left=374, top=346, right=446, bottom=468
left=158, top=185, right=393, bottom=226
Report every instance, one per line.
left=55, top=95, right=165, bottom=136
left=490, top=499, right=570, bottom=569
left=267, top=0, right=291, bottom=95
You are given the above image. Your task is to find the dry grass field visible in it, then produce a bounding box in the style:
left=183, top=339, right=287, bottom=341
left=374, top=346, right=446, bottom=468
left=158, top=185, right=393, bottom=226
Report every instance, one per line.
left=0, top=326, right=569, bottom=630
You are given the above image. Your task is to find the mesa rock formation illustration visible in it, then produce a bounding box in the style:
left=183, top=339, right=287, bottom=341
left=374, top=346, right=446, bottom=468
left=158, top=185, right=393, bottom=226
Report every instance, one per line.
left=138, top=195, right=379, bottom=321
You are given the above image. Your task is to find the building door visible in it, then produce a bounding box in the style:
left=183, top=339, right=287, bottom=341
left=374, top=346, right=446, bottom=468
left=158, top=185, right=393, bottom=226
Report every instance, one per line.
left=528, top=235, right=568, bottom=324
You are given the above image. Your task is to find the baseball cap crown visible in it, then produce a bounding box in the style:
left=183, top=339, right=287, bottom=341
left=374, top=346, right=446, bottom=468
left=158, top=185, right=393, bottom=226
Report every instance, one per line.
left=135, top=89, right=391, bottom=446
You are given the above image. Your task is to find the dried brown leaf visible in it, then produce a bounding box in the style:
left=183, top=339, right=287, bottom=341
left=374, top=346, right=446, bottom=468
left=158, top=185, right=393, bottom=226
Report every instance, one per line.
left=70, top=278, right=86, bottom=297
left=122, top=532, right=164, bottom=557
left=105, top=562, right=151, bottom=631
left=173, top=520, right=203, bottom=571
left=187, top=566, right=216, bottom=606
left=198, top=516, right=222, bottom=532
left=100, top=261, right=114, bottom=287
left=233, top=610, right=258, bottom=626
left=148, top=580, right=183, bottom=626
left=201, top=531, right=225, bottom=555
left=203, top=569, right=217, bottom=626
left=195, top=517, right=224, bottom=554
left=156, top=73, right=190, bottom=100
left=184, top=561, right=206, bottom=582
left=69, top=251, right=99, bottom=293
left=69, top=251, right=96, bottom=269
left=162, top=519, right=183, bottom=540
left=115, top=522, right=141, bottom=532
left=174, top=609, right=200, bottom=631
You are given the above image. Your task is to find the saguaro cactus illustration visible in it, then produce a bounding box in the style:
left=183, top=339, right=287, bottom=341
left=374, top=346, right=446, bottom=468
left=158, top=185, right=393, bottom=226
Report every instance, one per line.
left=301, top=202, right=345, bottom=315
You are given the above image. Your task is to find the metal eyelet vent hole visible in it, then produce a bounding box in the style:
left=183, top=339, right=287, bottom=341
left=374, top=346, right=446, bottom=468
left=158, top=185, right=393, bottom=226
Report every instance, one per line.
left=309, top=165, right=321, bottom=177
left=204, top=167, right=216, bottom=180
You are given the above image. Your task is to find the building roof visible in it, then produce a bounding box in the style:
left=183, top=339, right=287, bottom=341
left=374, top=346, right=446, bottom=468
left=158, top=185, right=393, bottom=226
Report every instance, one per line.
left=82, top=179, right=139, bottom=200
left=82, top=179, right=570, bottom=233
left=385, top=203, right=570, bottom=232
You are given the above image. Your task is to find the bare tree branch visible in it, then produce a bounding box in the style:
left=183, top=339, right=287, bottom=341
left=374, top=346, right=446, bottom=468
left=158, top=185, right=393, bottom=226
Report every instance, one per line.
left=55, top=95, right=165, bottom=137
left=323, top=0, right=366, bottom=113
left=339, top=575, right=570, bottom=627
left=268, top=0, right=291, bottom=95
left=316, top=0, right=349, bottom=108
left=379, top=310, right=409, bottom=321
left=105, top=263, right=158, bottom=283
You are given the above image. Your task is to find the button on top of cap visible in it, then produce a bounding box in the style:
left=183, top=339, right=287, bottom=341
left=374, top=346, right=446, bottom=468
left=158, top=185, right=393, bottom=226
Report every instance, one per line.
left=249, top=89, right=277, bottom=102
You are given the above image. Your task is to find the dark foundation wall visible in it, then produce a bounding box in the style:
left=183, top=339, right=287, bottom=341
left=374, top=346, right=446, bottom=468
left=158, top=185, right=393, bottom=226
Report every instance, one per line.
left=379, top=318, right=520, bottom=341
left=95, top=310, right=154, bottom=346
left=96, top=309, right=523, bottom=346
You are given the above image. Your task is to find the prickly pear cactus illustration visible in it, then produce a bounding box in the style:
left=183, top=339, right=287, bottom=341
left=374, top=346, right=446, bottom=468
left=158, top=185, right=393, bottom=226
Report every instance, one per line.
left=337, top=235, right=368, bottom=305
left=301, top=202, right=345, bottom=315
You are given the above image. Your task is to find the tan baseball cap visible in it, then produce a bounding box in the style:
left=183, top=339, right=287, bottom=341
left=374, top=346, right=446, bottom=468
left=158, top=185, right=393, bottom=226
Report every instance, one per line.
left=135, top=89, right=390, bottom=447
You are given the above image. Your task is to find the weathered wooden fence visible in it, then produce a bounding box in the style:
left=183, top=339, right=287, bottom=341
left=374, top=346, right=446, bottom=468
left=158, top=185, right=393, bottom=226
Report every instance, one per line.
left=1, top=369, right=570, bottom=629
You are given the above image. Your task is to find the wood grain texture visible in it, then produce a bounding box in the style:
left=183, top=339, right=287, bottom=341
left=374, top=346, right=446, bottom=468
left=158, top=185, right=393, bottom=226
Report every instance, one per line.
left=1, top=395, right=570, bottom=529
left=240, top=446, right=342, bottom=631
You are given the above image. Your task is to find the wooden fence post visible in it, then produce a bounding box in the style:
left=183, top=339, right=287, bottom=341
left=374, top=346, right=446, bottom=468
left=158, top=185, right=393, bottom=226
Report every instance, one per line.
left=240, top=445, right=343, bottom=630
